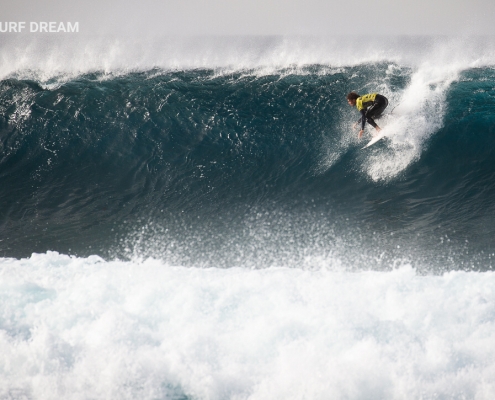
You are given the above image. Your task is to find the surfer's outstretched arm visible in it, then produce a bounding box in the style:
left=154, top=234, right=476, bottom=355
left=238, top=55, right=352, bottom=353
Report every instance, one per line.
left=360, top=110, right=367, bottom=131
left=357, top=110, right=367, bottom=138
left=353, top=116, right=363, bottom=129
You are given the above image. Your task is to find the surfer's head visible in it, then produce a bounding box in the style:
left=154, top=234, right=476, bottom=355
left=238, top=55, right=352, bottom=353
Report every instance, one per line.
left=346, top=92, right=359, bottom=106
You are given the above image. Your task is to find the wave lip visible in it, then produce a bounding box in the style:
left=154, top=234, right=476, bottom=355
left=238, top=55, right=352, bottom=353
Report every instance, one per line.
left=1, top=35, right=495, bottom=82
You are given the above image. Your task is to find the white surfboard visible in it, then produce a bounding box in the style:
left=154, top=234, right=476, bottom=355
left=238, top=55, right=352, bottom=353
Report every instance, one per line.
left=360, top=108, right=400, bottom=149
left=362, top=129, right=390, bottom=149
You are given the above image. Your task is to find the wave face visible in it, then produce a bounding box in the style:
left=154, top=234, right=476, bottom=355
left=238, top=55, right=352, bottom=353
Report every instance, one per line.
left=1, top=36, right=495, bottom=270
left=1, top=35, right=495, bottom=399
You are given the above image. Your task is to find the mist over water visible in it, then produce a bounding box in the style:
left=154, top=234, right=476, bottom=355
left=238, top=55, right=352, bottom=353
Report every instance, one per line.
left=2, top=35, right=495, bottom=80
left=1, top=35, right=495, bottom=399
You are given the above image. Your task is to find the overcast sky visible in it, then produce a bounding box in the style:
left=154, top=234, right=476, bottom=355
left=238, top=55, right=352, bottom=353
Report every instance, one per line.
left=3, top=0, right=495, bottom=36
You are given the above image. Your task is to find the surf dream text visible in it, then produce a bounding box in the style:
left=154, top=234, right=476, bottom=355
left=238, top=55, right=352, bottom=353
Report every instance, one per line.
left=0, top=22, right=79, bottom=33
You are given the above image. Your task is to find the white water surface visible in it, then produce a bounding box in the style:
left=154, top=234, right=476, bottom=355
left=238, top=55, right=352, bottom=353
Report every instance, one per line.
left=1, top=252, right=495, bottom=399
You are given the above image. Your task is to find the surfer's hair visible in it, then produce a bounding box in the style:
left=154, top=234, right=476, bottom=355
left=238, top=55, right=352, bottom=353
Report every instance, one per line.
left=346, top=92, right=360, bottom=101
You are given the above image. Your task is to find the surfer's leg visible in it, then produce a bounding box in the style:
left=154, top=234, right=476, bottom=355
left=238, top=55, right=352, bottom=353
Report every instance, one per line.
left=366, top=116, right=378, bottom=128
left=365, top=107, right=380, bottom=127
left=365, top=96, right=388, bottom=125
left=375, top=95, right=388, bottom=117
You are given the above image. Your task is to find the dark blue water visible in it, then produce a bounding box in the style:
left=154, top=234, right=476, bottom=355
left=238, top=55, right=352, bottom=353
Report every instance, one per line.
left=1, top=64, right=494, bottom=271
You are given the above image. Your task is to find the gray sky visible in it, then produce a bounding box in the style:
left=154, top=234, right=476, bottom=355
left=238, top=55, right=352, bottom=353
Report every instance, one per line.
left=2, top=0, right=495, bottom=36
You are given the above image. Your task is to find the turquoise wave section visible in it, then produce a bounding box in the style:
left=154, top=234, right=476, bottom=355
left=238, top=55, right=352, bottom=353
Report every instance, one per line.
left=0, top=65, right=494, bottom=270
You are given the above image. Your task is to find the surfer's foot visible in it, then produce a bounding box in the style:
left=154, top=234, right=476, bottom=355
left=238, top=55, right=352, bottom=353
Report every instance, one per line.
left=371, top=127, right=381, bottom=138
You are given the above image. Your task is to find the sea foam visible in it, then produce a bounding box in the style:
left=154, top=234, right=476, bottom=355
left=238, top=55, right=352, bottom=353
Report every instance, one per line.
left=1, top=252, right=495, bottom=399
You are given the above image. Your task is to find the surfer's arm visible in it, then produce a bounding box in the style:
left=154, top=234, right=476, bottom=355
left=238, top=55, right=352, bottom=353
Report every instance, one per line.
left=360, top=110, right=366, bottom=130
left=353, top=116, right=362, bottom=129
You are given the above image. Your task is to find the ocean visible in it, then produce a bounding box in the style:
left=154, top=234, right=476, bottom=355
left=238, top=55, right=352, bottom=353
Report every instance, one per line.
left=1, top=35, right=495, bottom=399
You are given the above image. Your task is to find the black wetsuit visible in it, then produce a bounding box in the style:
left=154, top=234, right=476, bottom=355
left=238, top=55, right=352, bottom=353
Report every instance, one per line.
left=356, top=93, right=389, bottom=130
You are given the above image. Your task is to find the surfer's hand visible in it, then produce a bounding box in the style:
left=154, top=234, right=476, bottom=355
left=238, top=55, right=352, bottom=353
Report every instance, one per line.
left=358, top=130, right=364, bottom=139
left=353, top=122, right=359, bottom=129
left=375, top=126, right=382, bottom=133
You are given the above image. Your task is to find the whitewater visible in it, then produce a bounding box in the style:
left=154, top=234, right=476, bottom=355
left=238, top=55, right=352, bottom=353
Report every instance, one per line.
left=2, top=253, right=495, bottom=399
left=1, top=35, right=495, bottom=399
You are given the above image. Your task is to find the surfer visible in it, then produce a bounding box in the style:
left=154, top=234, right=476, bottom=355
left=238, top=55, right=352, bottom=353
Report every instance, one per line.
left=346, top=92, right=388, bottom=139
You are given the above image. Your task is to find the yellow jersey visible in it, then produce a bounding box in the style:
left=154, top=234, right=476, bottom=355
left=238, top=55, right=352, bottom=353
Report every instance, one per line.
left=356, top=93, right=378, bottom=111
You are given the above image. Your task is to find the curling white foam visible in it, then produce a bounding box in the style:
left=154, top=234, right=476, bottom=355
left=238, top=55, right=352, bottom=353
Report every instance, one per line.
left=353, top=37, right=495, bottom=181
left=1, top=35, right=495, bottom=83
left=1, top=252, right=495, bottom=399
left=286, top=37, right=495, bottom=181
left=361, top=60, right=458, bottom=181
